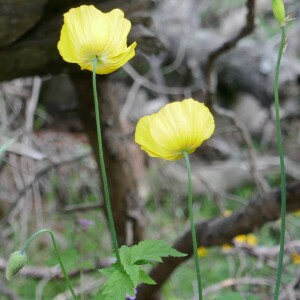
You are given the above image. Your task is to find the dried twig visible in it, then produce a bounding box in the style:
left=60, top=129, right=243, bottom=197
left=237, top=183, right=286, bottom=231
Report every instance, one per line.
left=203, top=0, right=269, bottom=195
left=25, top=76, right=41, bottom=132
left=202, top=277, right=274, bottom=297
left=0, top=278, right=20, bottom=300
left=0, top=152, right=91, bottom=231
left=123, top=63, right=199, bottom=95
left=214, top=105, right=270, bottom=195
left=0, top=256, right=110, bottom=279
left=63, top=202, right=104, bottom=213
left=205, top=0, right=256, bottom=99
left=54, top=277, right=104, bottom=300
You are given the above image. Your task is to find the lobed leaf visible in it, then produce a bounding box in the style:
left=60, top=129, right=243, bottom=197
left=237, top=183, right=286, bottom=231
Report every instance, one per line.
left=129, top=240, right=186, bottom=264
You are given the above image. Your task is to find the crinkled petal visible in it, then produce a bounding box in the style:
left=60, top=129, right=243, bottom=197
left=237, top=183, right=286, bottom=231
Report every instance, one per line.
left=58, top=6, right=108, bottom=64
left=103, top=9, right=132, bottom=56
left=135, top=114, right=175, bottom=160
left=83, top=42, right=137, bottom=74
left=57, top=5, right=136, bottom=74
left=135, top=99, right=215, bottom=161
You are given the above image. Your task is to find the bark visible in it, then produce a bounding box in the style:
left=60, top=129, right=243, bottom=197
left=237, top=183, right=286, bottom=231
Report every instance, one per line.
left=136, top=180, right=300, bottom=300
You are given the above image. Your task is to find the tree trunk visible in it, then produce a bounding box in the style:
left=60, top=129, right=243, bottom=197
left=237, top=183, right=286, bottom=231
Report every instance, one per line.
left=71, top=72, right=144, bottom=246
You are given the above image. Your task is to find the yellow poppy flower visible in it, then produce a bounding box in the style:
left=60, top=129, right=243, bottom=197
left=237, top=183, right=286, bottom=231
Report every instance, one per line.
left=57, top=5, right=137, bottom=74
left=135, top=99, right=215, bottom=161
left=222, top=234, right=258, bottom=252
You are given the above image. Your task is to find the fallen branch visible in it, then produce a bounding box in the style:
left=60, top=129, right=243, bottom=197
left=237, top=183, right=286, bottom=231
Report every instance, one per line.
left=0, top=256, right=110, bottom=280
left=205, top=0, right=256, bottom=99
left=136, top=180, right=300, bottom=300
left=203, top=277, right=274, bottom=297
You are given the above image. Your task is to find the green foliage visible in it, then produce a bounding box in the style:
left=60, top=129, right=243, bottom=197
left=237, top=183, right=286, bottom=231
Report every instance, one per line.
left=124, top=239, right=185, bottom=264
left=212, top=292, right=260, bottom=300
left=213, top=292, right=244, bottom=300
left=98, top=265, right=135, bottom=300
left=98, top=240, right=186, bottom=300
left=246, top=296, right=261, bottom=300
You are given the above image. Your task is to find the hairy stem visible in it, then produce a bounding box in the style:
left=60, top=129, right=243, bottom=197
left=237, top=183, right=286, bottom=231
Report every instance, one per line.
left=21, top=229, right=77, bottom=299
left=273, top=26, right=287, bottom=300
left=92, top=57, right=120, bottom=263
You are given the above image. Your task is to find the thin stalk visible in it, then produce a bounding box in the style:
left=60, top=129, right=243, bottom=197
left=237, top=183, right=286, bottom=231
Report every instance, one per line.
left=92, top=57, right=120, bottom=263
left=21, top=229, right=77, bottom=300
left=273, top=26, right=287, bottom=300
left=183, top=151, right=202, bottom=300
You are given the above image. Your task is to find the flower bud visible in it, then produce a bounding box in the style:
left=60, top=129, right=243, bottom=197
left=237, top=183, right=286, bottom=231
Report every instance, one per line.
left=6, top=250, right=28, bottom=280
left=272, top=0, right=286, bottom=26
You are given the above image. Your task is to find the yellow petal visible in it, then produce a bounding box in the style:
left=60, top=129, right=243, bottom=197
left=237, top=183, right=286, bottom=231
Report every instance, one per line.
left=86, top=42, right=137, bottom=75
left=57, top=5, right=136, bottom=74
left=135, top=115, right=172, bottom=159
left=58, top=6, right=107, bottom=64
left=135, top=99, right=215, bottom=161
left=103, top=9, right=132, bottom=55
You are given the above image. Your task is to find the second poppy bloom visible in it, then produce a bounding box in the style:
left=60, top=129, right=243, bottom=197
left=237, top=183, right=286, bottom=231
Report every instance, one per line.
left=57, top=5, right=137, bottom=74
left=135, top=99, right=215, bottom=161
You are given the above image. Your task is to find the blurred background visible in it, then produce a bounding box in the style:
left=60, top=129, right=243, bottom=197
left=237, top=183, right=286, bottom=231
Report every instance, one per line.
left=0, top=0, right=300, bottom=299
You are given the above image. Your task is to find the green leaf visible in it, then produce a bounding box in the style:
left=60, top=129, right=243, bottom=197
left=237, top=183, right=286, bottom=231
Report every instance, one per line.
left=133, top=259, right=154, bottom=266
left=130, top=240, right=186, bottom=265
left=99, top=267, right=135, bottom=300
left=139, top=269, right=156, bottom=285
left=99, top=264, right=117, bottom=277
left=98, top=240, right=185, bottom=298
left=246, top=296, right=260, bottom=300
left=119, top=246, right=140, bottom=286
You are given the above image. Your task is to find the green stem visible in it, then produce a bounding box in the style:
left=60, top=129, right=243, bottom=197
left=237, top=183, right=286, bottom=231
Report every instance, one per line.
left=21, top=229, right=77, bottom=300
left=273, top=26, right=287, bottom=300
left=92, top=58, right=120, bottom=263
left=183, top=151, right=202, bottom=300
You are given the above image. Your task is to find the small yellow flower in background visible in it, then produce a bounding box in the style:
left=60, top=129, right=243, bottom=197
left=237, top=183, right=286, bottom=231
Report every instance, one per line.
left=57, top=5, right=136, bottom=74
left=222, top=234, right=258, bottom=252
left=234, top=234, right=258, bottom=246
left=291, top=253, right=300, bottom=264
left=135, top=99, right=215, bottom=161
left=224, top=210, right=232, bottom=217
left=197, top=247, right=208, bottom=258
left=294, top=210, right=300, bottom=216
left=222, top=244, right=233, bottom=252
